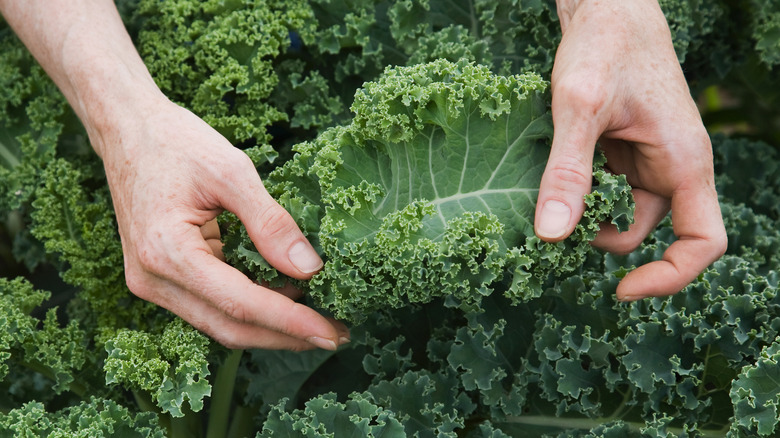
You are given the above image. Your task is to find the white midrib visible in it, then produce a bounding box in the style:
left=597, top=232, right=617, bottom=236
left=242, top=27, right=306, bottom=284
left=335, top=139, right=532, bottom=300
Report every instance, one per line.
left=430, top=187, right=539, bottom=207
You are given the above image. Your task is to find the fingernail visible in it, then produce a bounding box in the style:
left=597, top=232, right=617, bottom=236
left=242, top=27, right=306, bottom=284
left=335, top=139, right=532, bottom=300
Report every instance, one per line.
left=288, top=241, right=323, bottom=274
left=339, top=336, right=351, bottom=345
left=536, top=200, right=571, bottom=239
left=306, top=336, right=337, bottom=351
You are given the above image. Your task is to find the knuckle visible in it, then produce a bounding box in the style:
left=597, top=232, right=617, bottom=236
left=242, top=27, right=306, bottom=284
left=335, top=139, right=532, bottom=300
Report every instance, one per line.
left=548, top=157, right=593, bottom=189
left=123, top=246, right=166, bottom=301
left=134, top=246, right=161, bottom=275
left=131, top=223, right=178, bottom=275
left=554, top=78, right=607, bottom=115
left=216, top=296, right=248, bottom=323
left=253, top=204, right=298, bottom=241
left=712, top=228, right=729, bottom=259
left=218, top=149, right=256, bottom=183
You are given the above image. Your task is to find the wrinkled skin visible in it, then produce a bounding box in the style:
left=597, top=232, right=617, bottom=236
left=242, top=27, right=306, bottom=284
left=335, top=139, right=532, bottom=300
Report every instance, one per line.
left=537, top=0, right=727, bottom=300
left=99, top=98, right=350, bottom=350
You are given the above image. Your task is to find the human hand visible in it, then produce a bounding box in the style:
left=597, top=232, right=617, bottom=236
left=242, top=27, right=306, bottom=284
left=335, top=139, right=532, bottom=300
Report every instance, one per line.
left=0, top=0, right=347, bottom=350
left=95, top=96, right=349, bottom=350
left=536, top=0, right=727, bottom=300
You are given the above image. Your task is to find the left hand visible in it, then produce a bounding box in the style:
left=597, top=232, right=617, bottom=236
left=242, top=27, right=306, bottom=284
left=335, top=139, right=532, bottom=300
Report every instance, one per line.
left=96, top=96, right=349, bottom=351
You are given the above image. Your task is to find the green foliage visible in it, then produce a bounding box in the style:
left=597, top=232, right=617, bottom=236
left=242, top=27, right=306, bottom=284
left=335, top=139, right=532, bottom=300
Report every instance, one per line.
left=748, top=0, right=780, bottom=68
left=104, top=319, right=212, bottom=418
left=1, top=1, right=780, bottom=437
left=0, top=30, right=67, bottom=212
left=226, top=60, right=633, bottom=322
left=0, top=277, right=88, bottom=399
left=135, top=0, right=317, bottom=147
left=0, top=398, right=166, bottom=438
left=28, top=159, right=152, bottom=341
left=730, top=341, right=780, bottom=436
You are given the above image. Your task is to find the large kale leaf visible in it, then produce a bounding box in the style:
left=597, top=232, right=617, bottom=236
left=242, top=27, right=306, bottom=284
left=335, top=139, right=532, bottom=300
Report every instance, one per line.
left=225, top=59, right=634, bottom=322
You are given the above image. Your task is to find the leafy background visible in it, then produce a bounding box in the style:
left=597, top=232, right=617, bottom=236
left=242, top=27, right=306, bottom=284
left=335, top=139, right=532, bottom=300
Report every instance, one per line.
left=1, top=0, right=779, bottom=437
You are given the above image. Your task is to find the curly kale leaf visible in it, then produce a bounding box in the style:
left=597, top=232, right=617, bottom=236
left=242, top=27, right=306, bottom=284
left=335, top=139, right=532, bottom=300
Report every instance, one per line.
left=0, top=28, right=72, bottom=213
left=730, top=340, right=780, bottom=436
left=135, top=0, right=319, bottom=146
left=0, top=277, right=89, bottom=402
left=749, top=0, right=780, bottom=67
left=226, top=59, right=633, bottom=323
left=713, top=134, right=780, bottom=220
left=387, top=0, right=560, bottom=75
left=103, top=318, right=212, bottom=418
left=260, top=392, right=406, bottom=438
left=307, top=0, right=560, bottom=79
left=0, top=397, right=166, bottom=438
left=238, top=348, right=335, bottom=412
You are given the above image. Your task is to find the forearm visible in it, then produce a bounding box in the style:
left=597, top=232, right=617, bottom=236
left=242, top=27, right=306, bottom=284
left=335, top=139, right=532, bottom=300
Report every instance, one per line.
left=0, top=0, right=164, bottom=157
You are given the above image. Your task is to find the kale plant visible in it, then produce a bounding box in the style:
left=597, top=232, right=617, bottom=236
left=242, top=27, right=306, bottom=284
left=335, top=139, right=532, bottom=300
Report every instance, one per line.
left=1, top=1, right=779, bottom=437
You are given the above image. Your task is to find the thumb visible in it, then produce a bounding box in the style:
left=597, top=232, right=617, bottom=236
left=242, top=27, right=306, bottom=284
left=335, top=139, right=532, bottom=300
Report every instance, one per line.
left=220, top=165, right=323, bottom=280
left=535, top=120, right=599, bottom=242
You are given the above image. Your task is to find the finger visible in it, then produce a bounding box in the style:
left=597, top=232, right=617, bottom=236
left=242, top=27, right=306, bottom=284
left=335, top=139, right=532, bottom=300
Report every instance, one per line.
left=264, top=283, right=349, bottom=342
left=125, top=252, right=321, bottom=350
left=616, top=179, right=727, bottom=301
left=592, top=188, right=670, bottom=254
left=156, top=286, right=327, bottom=351
left=535, top=89, right=603, bottom=242
left=200, top=218, right=221, bottom=240
left=127, top=229, right=347, bottom=350
left=216, top=154, right=323, bottom=280
left=166, top=288, right=324, bottom=351
left=201, top=218, right=224, bottom=261
left=182, top=250, right=344, bottom=350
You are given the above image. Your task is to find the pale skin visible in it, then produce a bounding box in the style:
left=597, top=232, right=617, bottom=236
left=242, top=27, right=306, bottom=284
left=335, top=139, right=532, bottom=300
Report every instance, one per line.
left=0, top=0, right=726, bottom=350
left=539, top=0, right=727, bottom=300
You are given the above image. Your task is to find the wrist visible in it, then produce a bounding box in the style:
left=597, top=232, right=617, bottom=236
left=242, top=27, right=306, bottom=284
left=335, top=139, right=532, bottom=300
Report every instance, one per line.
left=0, top=0, right=167, bottom=159
left=57, top=29, right=166, bottom=159
left=68, top=55, right=166, bottom=159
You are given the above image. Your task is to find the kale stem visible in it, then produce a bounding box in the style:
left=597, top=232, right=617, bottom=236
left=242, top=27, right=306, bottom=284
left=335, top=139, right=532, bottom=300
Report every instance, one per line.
left=206, top=349, right=244, bottom=438
left=168, top=403, right=202, bottom=438
left=0, top=138, right=21, bottom=168
left=227, top=405, right=256, bottom=438
left=170, top=413, right=195, bottom=438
